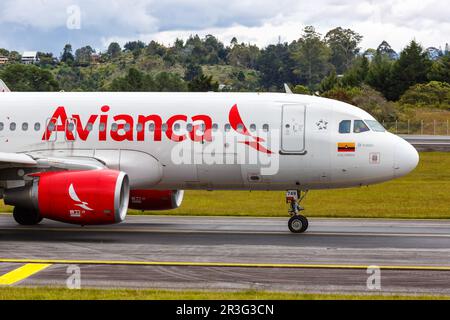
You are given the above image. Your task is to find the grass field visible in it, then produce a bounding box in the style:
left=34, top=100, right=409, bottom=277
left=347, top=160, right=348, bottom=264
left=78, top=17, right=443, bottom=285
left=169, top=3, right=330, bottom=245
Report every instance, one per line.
left=0, top=287, right=448, bottom=300
left=0, top=152, right=449, bottom=219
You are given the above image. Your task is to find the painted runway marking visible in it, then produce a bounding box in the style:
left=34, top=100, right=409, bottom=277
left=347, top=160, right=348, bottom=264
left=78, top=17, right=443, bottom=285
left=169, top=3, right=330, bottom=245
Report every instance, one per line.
left=0, top=259, right=449, bottom=271
left=0, top=263, right=51, bottom=285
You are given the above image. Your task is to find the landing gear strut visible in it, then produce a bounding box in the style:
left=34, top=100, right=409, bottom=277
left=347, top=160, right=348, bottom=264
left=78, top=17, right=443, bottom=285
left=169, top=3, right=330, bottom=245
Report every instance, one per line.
left=286, top=190, right=309, bottom=233
left=13, top=207, right=43, bottom=225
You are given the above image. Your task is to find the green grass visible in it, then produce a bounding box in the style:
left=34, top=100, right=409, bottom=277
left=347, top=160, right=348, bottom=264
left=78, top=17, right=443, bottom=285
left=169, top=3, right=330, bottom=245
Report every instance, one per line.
left=1, top=152, right=449, bottom=219
left=0, top=287, right=448, bottom=300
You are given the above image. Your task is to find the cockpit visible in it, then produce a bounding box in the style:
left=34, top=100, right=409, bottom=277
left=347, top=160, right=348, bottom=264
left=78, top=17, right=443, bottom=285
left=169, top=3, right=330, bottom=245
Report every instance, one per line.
left=338, top=119, right=386, bottom=134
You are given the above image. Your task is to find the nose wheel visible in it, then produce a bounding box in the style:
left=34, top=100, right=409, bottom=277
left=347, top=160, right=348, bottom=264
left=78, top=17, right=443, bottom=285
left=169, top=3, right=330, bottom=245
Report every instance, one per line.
left=286, top=190, right=309, bottom=233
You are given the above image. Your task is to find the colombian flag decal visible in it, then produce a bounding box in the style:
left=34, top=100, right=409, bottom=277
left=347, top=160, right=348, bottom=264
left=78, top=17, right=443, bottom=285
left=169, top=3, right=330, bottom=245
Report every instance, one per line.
left=337, top=142, right=356, bottom=152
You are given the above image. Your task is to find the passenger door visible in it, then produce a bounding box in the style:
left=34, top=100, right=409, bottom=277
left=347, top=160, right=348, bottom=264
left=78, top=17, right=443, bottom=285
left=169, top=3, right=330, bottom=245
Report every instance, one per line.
left=281, top=104, right=306, bottom=154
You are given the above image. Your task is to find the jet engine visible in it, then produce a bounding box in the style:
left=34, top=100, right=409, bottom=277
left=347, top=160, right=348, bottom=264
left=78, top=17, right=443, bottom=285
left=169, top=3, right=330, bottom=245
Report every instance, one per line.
left=4, top=169, right=130, bottom=225
left=128, top=189, right=184, bottom=211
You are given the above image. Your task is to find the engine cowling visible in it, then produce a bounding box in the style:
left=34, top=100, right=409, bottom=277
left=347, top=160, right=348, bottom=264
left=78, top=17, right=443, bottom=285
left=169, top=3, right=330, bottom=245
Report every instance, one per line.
left=4, top=170, right=130, bottom=225
left=128, top=190, right=184, bottom=210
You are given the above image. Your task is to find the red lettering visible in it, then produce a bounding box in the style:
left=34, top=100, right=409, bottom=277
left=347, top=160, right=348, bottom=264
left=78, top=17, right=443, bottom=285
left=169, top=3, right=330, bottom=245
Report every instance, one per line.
left=137, top=115, right=162, bottom=141
left=73, top=114, right=98, bottom=141
left=42, top=106, right=69, bottom=140
left=190, top=115, right=212, bottom=142
left=166, top=115, right=187, bottom=142
left=110, top=114, right=134, bottom=142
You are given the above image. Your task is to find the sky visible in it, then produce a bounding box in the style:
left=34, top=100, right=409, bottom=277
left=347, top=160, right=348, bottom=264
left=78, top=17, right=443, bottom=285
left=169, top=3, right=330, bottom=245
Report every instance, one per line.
left=0, top=0, right=448, bottom=56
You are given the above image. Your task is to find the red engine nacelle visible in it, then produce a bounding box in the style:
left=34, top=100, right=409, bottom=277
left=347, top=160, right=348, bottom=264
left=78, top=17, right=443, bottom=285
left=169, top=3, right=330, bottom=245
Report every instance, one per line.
left=5, top=169, right=130, bottom=225
left=128, top=190, right=184, bottom=210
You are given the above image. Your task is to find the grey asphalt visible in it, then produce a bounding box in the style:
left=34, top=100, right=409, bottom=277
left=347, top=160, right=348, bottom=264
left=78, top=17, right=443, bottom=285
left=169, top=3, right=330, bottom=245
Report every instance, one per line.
left=1, top=214, right=450, bottom=295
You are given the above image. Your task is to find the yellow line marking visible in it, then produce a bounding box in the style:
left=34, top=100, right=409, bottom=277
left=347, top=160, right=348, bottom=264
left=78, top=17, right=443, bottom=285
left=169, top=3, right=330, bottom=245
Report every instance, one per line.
left=0, top=263, right=51, bottom=285
left=0, top=258, right=449, bottom=271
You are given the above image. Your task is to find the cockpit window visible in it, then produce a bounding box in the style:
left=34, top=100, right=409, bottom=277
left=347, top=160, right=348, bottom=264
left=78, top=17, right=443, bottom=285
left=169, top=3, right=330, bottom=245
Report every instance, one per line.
left=339, top=120, right=351, bottom=133
left=365, top=120, right=386, bottom=132
left=353, top=120, right=370, bottom=133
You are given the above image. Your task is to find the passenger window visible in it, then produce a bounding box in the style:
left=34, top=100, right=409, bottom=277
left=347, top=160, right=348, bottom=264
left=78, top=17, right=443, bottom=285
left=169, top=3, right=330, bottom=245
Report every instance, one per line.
left=174, top=123, right=180, bottom=132
left=10, top=122, right=16, bottom=131
left=0, top=122, right=4, bottom=131
left=162, top=123, right=168, bottom=132
left=124, top=123, right=131, bottom=132
left=111, top=123, right=118, bottom=132
left=67, top=122, right=75, bottom=132
left=22, top=123, right=28, bottom=131
left=148, top=123, right=155, bottom=132
left=186, top=123, right=193, bottom=132
left=34, top=122, right=40, bottom=131
left=136, top=123, right=143, bottom=132
left=263, top=124, right=269, bottom=132
left=339, top=120, right=351, bottom=133
left=86, top=123, right=93, bottom=132
left=250, top=124, right=256, bottom=132
left=354, top=120, right=370, bottom=133
left=212, top=123, right=218, bottom=131
left=224, top=124, right=231, bottom=132
left=99, top=123, right=106, bottom=132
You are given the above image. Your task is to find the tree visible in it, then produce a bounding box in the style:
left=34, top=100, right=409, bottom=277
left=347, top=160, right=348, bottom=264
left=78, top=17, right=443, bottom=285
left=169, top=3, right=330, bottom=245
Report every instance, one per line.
left=61, top=44, right=74, bottom=63
left=387, top=40, right=431, bottom=100
left=399, top=81, right=450, bottom=109
left=377, top=41, right=398, bottom=60
left=257, top=43, right=295, bottom=90
left=107, top=42, right=122, bottom=59
left=8, top=51, right=21, bottom=63
left=154, top=72, right=187, bottom=91
left=292, top=85, right=310, bottom=94
left=428, top=54, right=450, bottom=83
left=227, top=42, right=260, bottom=68
left=110, top=68, right=155, bottom=91
left=124, top=41, right=145, bottom=52
left=146, top=41, right=166, bottom=57
left=366, top=53, right=394, bottom=99
left=319, top=70, right=339, bottom=93
left=341, top=55, right=369, bottom=87
left=188, top=74, right=219, bottom=92
left=325, top=27, right=363, bottom=74
left=184, top=64, right=203, bottom=81
left=290, top=26, right=332, bottom=89
left=75, top=46, right=94, bottom=66
left=37, top=52, right=56, bottom=67
left=0, top=64, right=59, bottom=91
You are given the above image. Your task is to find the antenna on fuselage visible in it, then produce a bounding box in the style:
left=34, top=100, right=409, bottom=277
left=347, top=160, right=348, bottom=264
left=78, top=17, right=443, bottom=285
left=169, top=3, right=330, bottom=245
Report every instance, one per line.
left=0, top=79, right=11, bottom=92
left=284, top=83, right=293, bottom=94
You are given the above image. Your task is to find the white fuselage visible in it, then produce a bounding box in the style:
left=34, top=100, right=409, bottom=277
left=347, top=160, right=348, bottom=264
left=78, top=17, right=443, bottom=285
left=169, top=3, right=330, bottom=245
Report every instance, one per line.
left=0, top=92, right=419, bottom=191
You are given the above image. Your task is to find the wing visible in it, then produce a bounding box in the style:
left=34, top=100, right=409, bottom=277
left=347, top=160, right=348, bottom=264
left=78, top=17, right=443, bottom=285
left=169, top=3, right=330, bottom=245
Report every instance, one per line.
left=0, top=152, right=37, bottom=166
left=0, top=152, right=106, bottom=190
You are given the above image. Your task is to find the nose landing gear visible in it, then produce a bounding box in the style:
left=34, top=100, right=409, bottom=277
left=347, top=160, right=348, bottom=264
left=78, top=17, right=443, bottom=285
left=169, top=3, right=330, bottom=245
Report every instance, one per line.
left=286, top=190, right=309, bottom=233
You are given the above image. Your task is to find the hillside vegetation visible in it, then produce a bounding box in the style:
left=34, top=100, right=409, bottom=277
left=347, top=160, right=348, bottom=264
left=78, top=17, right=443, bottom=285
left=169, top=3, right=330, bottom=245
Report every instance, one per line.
left=0, top=26, right=449, bottom=123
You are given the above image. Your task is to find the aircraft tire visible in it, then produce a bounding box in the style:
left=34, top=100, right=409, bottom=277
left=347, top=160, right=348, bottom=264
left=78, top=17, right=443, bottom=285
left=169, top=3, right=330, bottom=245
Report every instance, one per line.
left=13, top=207, right=43, bottom=225
left=288, top=215, right=308, bottom=233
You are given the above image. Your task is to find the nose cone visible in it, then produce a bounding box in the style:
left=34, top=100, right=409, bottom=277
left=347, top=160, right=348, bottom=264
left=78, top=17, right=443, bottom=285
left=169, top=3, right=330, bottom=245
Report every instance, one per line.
left=394, top=139, right=419, bottom=177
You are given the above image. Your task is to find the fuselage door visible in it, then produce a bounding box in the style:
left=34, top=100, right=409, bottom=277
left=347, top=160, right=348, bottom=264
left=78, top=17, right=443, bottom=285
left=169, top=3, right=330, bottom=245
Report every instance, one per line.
left=281, top=104, right=306, bottom=154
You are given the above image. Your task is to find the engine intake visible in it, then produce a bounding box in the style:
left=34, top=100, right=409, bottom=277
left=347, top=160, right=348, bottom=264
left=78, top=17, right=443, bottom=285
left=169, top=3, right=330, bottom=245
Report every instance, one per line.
left=4, top=169, right=130, bottom=225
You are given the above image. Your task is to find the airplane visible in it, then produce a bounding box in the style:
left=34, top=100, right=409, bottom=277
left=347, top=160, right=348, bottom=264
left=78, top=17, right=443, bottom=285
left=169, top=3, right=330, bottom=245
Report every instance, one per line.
left=0, top=81, right=419, bottom=233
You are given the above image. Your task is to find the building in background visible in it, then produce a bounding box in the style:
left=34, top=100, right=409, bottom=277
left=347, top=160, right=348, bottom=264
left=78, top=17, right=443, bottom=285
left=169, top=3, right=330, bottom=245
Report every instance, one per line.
left=21, top=51, right=39, bottom=64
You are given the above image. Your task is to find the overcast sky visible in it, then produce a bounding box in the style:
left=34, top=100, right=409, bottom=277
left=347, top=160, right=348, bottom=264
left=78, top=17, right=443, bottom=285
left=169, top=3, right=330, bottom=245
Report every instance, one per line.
left=0, top=0, right=448, bottom=55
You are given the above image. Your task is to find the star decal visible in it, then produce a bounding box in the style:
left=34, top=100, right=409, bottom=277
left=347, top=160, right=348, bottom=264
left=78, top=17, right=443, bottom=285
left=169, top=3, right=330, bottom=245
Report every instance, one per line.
left=316, top=119, right=328, bottom=130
